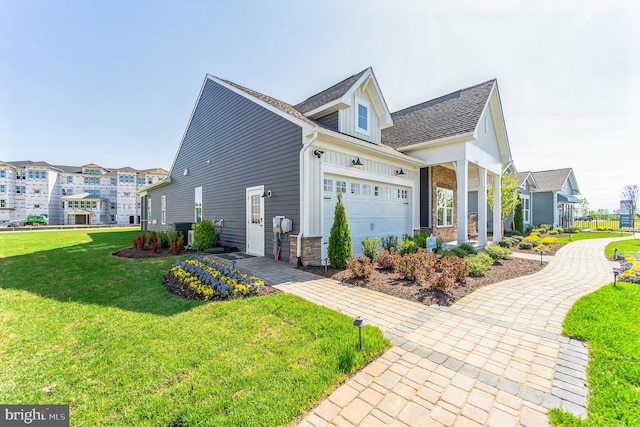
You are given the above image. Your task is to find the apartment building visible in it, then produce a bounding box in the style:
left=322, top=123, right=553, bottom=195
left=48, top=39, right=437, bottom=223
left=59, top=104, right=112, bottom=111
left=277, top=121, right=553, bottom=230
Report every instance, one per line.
left=0, top=161, right=168, bottom=225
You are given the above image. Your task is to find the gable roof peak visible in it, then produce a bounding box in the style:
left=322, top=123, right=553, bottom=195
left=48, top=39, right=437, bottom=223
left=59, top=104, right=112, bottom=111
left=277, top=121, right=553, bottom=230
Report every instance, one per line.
left=294, top=67, right=371, bottom=114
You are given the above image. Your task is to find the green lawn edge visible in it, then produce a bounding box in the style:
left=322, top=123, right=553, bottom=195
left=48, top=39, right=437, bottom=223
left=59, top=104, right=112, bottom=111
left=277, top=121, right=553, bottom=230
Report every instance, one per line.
left=0, top=230, right=390, bottom=426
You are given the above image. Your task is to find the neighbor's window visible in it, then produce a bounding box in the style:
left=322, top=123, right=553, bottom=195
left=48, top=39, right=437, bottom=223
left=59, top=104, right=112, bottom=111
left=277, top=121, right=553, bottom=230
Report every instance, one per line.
left=0, top=200, right=4, bottom=208
left=67, top=176, right=73, bottom=184
left=161, top=195, right=166, bottom=225
left=437, top=187, right=454, bottom=227
left=521, top=195, right=531, bottom=224
left=195, top=187, right=202, bottom=223
left=356, top=98, right=369, bottom=134
left=0, top=184, right=4, bottom=193
left=0, top=170, right=4, bottom=178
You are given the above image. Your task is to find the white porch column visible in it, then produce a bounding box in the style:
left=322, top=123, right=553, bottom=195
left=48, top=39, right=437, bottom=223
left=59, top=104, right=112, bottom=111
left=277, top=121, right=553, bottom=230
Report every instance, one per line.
left=492, top=174, right=502, bottom=243
left=455, top=160, right=468, bottom=244
left=478, top=168, right=488, bottom=247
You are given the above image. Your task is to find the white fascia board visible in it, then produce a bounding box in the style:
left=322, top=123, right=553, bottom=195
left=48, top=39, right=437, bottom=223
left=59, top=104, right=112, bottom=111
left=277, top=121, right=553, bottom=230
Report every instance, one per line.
left=207, top=76, right=315, bottom=134
left=136, top=177, right=172, bottom=195
left=487, top=85, right=512, bottom=162
left=315, top=129, right=425, bottom=167
left=304, top=99, right=349, bottom=118
left=397, top=132, right=475, bottom=153
left=567, top=169, right=581, bottom=194
left=341, top=68, right=393, bottom=127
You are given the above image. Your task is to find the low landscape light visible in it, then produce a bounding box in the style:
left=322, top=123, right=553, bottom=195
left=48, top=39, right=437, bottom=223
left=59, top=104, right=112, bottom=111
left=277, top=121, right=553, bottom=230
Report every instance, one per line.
left=352, top=316, right=367, bottom=350
left=613, top=270, right=620, bottom=288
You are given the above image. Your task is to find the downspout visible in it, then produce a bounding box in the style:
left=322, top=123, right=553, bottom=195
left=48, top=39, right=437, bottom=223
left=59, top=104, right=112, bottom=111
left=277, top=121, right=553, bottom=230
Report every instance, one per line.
left=297, top=130, right=319, bottom=266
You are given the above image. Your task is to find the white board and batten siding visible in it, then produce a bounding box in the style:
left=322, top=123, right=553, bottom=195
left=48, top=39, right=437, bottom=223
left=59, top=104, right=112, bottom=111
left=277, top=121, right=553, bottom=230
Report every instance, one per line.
left=338, top=86, right=381, bottom=144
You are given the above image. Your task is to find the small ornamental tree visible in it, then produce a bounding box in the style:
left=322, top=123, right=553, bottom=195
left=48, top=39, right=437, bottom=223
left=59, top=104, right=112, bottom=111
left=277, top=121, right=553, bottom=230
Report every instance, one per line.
left=513, top=199, right=524, bottom=233
left=328, top=192, right=352, bottom=269
left=488, top=173, right=520, bottom=228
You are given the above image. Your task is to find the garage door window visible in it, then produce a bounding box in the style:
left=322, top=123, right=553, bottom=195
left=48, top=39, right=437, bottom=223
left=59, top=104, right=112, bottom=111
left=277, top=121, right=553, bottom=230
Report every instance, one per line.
left=323, top=179, right=333, bottom=192
left=350, top=183, right=360, bottom=195
left=437, top=187, right=453, bottom=227
left=336, top=180, right=347, bottom=194
left=363, top=184, right=371, bottom=196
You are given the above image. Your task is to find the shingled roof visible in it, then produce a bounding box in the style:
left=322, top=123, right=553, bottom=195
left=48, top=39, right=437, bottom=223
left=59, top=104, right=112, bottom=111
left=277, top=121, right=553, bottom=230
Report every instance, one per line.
left=294, top=69, right=368, bottom=114
left=530, top=168, right=574, bottom=191
left=381, top=79, right=496, bottom=149
left=216, top=77, right=319, bottom=127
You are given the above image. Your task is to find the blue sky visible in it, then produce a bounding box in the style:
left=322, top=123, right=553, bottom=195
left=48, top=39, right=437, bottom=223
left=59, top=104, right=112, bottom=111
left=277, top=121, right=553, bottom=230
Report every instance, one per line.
left=1, top=0, right=638, bottom=211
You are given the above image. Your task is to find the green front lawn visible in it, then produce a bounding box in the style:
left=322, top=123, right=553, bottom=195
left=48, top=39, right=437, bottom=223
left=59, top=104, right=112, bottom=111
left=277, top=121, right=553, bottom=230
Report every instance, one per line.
left=0, top=230, right=389, bottom=426
left=604, top=239, right=640, bottom=257
left=550, top=283, right=640, bottom=426
left=555, top=231, right=631, bottom=244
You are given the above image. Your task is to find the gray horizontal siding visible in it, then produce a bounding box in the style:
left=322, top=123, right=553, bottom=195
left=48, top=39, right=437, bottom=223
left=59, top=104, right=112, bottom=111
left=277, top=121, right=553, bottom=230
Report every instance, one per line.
left=147, top=79, right=302, bottom=261
left=532, top=192, right=553, bottom=226
left=316, top=111, right=339, bottom=131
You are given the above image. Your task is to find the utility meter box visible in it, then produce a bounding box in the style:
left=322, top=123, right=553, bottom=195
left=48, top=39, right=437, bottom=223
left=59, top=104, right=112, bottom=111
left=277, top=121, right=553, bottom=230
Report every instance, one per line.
left=273, top=216, right=292, bottom=233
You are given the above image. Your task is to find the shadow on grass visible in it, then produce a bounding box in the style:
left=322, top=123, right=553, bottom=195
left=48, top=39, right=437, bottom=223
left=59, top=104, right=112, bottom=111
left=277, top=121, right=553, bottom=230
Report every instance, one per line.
left=0, top=231, right=204, bottom=316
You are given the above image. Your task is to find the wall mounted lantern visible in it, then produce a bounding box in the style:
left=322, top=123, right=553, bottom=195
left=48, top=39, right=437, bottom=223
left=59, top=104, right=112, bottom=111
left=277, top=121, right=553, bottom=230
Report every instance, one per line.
left=395, top=169, right=406, bottom=177
left=352, top=157, right=364, bottom=168
left=313, top=149, right=324, bottom=159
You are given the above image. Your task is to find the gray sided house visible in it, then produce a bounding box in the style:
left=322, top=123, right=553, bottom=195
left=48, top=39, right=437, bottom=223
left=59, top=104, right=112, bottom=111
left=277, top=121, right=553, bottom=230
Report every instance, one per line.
left=529, top=168, right=581, bottom=228
left=139, top=68, right=512, bottom=265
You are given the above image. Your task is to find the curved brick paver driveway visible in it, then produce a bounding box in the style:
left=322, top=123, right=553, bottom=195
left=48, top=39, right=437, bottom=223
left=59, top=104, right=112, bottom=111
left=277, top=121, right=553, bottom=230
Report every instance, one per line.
left=220, top=237, right=623, bottom=426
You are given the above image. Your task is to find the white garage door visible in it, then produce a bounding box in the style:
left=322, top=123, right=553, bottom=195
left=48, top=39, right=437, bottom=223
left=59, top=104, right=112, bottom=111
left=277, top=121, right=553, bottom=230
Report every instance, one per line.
left=322, top=174, right=411, bottom=260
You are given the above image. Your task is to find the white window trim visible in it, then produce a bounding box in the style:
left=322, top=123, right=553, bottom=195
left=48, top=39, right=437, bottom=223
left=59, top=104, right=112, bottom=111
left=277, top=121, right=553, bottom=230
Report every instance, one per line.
left=436, top=187, right=454, bottom=228
left=161, top=195, right=166, bottom=225
left=355, top=97, right=370, bottom=135
left=520, top=194, right=531, bottom=224
left=195, top=186, right=203, bottom=223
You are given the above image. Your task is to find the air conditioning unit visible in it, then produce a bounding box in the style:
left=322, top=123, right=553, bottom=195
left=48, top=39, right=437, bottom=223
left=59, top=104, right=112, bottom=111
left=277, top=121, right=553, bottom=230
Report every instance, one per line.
left=188, top=230, right=195, bottom=246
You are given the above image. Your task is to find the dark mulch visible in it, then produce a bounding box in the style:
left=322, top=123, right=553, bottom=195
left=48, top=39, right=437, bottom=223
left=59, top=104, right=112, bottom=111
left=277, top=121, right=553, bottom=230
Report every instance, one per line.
left=163, top=273, right=282, bottom=301
left=113, top=246, right=239, bottom=259
left=299, top=256, right=546, bottom=306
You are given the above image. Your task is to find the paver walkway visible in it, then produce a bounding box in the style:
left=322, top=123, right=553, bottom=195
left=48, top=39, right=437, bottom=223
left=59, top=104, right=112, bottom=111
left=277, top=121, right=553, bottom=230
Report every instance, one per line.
left=218, top=238, right=624, bottom=426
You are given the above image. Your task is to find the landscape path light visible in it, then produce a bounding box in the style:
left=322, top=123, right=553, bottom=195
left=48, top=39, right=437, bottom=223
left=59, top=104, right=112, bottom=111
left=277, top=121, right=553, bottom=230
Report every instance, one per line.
left=352, top=316, right=367, bottom=351
left=613, top=270, right=620, bottom=288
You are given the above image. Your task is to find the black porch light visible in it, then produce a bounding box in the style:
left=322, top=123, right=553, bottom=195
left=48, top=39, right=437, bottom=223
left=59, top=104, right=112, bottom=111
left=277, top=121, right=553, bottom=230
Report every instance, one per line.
left=352, top=157, right=364, bottom=168
left=396, top=169, right=406, bottom=177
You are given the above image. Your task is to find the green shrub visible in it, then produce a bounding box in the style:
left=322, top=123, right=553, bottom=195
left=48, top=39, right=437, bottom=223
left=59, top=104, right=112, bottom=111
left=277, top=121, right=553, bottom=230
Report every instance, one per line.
left=519, top=241, right=534, bottom=249
left=413, top=233, right=428, bottom=248
left=539, top=224, right=553, bottom=232
left=376, top=248, right=399, bottom=270
left=167, top=230, right=181, bottom=245
left=484, top=245, right=511, bottom=260
left=381, top=235, right=398, bottom=251
left=548, top=230, right=559, bottom=235
left=328, top=193, right=352, bottom=269
left=193, top=219, right=217, bottom=251
left=513, top=200, right=524, bottom=233
left=531, top=228, right=547, bottom=235
left=157, top=231, right=170, bottom=248
left=466, top=253, right=494, bottom=277
left=361, top=237, right=380, bottom=261
left=553, top=227, right=564, bottom=234
left=347, top=256, right=374, bottom=279
left=398, top=238, right=418, bottom=255
left=458, top=243, right=476, bottom=256
left=511, top=235, right=523, bottom=243
left=498, top=239, right=513, bottom=248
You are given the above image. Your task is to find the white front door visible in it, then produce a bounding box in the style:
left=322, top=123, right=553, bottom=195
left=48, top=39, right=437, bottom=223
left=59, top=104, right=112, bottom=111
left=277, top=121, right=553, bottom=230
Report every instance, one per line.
left=246, top=186, right=265, bottom=256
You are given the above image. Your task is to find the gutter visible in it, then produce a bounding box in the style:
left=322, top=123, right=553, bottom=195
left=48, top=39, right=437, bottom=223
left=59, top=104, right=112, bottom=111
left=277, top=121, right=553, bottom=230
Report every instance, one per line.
left=297, top=131, right=319, bottom=265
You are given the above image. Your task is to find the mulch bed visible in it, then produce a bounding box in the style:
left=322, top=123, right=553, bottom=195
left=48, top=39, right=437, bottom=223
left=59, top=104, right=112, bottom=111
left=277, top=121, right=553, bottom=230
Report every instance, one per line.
left=510, top=242, right=564, bottom=256
left=112, top=246, right=239, bottom=259
left=299, top=256, right=546, bottom=306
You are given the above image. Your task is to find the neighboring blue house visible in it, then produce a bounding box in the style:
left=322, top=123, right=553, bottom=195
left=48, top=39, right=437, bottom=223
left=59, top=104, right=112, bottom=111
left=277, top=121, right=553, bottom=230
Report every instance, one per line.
left=138, top=68, right=512, bottom=265
left=468, top=167, right=581, bottom=232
